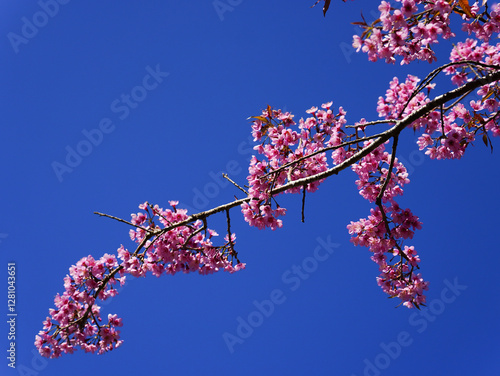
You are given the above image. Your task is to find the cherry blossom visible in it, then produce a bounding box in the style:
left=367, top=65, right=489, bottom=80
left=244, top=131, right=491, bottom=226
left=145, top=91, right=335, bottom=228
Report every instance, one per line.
left=37, top=0, right=500, bottom=357
left=36, top=202, right=244, bottom=358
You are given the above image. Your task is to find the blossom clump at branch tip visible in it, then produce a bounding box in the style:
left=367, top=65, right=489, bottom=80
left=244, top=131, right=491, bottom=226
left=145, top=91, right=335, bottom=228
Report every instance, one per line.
left=36, top=201, right=244, bottom=358
left=37, top=0, right=500, bottom=358
left=244, top=101, right=429, bottom=308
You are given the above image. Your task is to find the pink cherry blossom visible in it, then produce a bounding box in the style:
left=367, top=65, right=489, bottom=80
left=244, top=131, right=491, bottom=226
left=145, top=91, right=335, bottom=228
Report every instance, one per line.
left=38, top=0, right=500, bottom=357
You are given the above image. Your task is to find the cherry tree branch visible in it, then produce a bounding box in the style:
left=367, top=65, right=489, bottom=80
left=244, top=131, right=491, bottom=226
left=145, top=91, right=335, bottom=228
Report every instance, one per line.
left=97, top=69, right=500, bottom=239
left=94, top=211, right=154, bottom=233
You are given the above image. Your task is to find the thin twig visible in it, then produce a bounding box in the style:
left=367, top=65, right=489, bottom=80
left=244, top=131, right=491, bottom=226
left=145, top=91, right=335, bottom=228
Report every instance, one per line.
left=182, top=225, right=205, bottom=248
left=400, top=61, right=500, bottom=117
left=374, top=134, right=411, bottom=265
left=439, top=104, right=446, bottom=137
left=146, top=67, right=500, bottom=241
left=301, top=185, right=306, bottom=223
left=73, top=68, right=500, bottom=335
left=94, top=211, right=154, bottom=233
left=147, top=202, right=172, bottom=226
left=345, top=119, right=396, bottom=128
left=223, top=173, right=248, bottom=194
left=225, top=208, right=239, bottom=263
left=261, top=132, right=384, bottom=179
left=376, top=134, right=399, bottom=205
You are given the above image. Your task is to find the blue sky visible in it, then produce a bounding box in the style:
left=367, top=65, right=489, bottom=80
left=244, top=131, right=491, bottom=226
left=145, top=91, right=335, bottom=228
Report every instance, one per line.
left=1, top=1, right=499, bottom=375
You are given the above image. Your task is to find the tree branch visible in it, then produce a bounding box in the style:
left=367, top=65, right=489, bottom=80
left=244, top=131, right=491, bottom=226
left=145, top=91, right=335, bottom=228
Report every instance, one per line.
left=102, top=69, right=500, bottom=241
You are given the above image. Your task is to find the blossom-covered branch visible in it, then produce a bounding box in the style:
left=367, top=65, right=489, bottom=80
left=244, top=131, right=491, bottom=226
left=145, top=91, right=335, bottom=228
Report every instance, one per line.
left=36, top=0, right=500, bottom=358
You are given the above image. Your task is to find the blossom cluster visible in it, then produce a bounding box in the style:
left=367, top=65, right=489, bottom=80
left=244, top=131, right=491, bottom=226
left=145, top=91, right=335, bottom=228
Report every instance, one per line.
left=37, top=0, right=500, bottom=358
left=347, top=161, right=428, bottom=308
left=347, top=206, right=428, bottom=307
left=352, top=1, right=500, bottom=65
left=356, top=1, right=500, bottom=155
left=353, top=0, right=454, bottom=64
left=241, top=103, right=347, bottom=230
left=35, top=254, right=125, bottom=358
left=377, top=71, right=500, bottom=160
left=243, top=100, right=430, bottom=307
left=346, top=135, right=428, bottom=307
left=35, top=201, right=245, bottom=358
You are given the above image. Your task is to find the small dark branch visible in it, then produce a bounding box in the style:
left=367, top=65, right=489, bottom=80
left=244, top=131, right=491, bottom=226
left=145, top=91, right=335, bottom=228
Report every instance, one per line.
left=268, top=168, right=281, bottom=199
left=131, top=231, right=157, bottom=257
left=222, top=173, right=248, bottom=195
left=182, top=225, right=205, bottom=248
left=225, top=209, right=232, bottom=246
left=65, top=228, right=158, bottom=331
left=444, top=89, right=473, bottom=111
left=400, top=61, right=500, bottom=117
left=345, top=119, right=395, bottom=128
left=140, top=231, right=169, bottom=258
left=147, top=202, right=172, bottom=226
left=225, top=208, right=239, bottom=262
left=89, top=309, right=101, bottom=331
left=440, top=104, right=446, bottom=137
left=375, top=203, right=391, bottom=236
left=262, top=133, right=385, bottom=180
left=136, top=69, right=500, bottom=245
left=377, top=134, right=399, bottom=204
left=301, top=185, right=306, bottom=223
left=94, top=211, right=154, bottom=233
left=375, top=204, right=411, bottom=266
left=374, top=135, right=411, bottom=266
left=311, top=0, right=331, bottom=17
left=451, top=5, right=488, bottom=24
left=416, top=61, right=500, bottom=94
left=202, top=217, right=208, bottom=238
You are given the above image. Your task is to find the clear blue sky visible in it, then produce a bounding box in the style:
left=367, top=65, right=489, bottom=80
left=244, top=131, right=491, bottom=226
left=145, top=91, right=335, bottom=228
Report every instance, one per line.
left=1, top=1, right=499, bottom=375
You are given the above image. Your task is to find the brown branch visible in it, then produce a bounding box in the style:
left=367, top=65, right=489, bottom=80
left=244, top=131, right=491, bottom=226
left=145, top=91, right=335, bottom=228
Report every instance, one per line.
left=376, top=134, right=399, bottom=205
left=81, top=68, right=500, bottom=332
left=223, top=173, right=248, bottom=194
left=345, top=119, right=396, bottom=128
left=301, top=185, right=306, bottom=223
left=261, top=132, right=386, bottom=180
left=400, top=61, right=500, bottom=117
left=94, top=211, right=155, bottom=233
left=123, top=69, right=500, bottom=241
